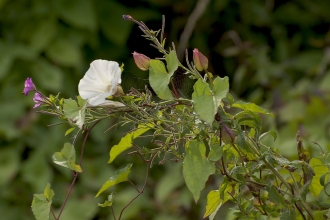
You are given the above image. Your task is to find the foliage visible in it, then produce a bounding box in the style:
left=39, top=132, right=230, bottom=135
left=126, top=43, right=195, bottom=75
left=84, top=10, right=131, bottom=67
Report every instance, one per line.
left=2, top=0, right=330, bottom=219
left=23, top=13, right=330, bottom=220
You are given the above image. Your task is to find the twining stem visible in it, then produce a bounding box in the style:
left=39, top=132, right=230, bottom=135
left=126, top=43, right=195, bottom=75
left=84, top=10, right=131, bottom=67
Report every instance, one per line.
left=55, top=173, right=78, bottom=220
left=128, top=179, right=141, bottom=193
left=117, top=152, right=157, bottom=220
left=53, top=120, right=101, bottom=220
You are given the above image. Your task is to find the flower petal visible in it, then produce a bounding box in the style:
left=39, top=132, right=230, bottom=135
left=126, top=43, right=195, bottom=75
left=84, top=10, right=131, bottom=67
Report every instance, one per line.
left=78, top=60, right=122, bottom=106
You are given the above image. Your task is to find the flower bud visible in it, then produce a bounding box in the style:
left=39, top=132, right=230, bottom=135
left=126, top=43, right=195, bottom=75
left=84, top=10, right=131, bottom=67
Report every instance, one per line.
left=132, top=51, right=150, bottom=71
left=193, top=48, right=208, bottom=71
left=123, top=14, right=133, bottom=21
left=221, top=122, right=236, bottom=144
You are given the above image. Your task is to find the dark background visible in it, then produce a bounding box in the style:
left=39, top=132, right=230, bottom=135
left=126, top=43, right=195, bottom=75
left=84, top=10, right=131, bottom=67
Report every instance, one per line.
left=1, top=0, right=330, bottom=219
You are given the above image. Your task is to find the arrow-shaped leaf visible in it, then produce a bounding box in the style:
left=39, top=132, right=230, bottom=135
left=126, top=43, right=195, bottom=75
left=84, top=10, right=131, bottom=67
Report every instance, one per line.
left=31, top=183, right=54, bottom=220
left=98, top=192, right=115, bottom=207
left=95, top=164, right=132, bottom=197
left=192, top=77, right=229, bottom=125
left=52, top=143, right=82, bottom=172
left=108, top=123, right=153, bottom=163
left=183, top=140, right=215, bottom=202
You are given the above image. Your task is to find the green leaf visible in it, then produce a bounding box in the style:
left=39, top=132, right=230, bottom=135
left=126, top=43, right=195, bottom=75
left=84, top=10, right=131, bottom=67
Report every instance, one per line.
left=208, top=137, right=223, bottom=162
left=213, top=76, right=230, bottom=107
left=280, top=209, right=296, bottom=220
left=165, top=50, right=178, bottom=76
left=192, top=77, right=229, bottom=125
left=309, top=158, right=328, bottom=198
left=95, top=164, right=132, bottom=197
left=65, top=127, right=76, bottom=136
left=52, top=143, right=82, bottom=172
left=259, top=131, right=277, bottom=141
left=236, top=131, right=253, bottom=154
left=63, top=97, right=87, bottom=129
left=63, top=98, right=79, bottom=118
left=204, top=190, right=221, bottom=218
left=108, top=123, right=153, bottom=163
left=98, top=192, right=115, bottom=207
left=149, top=59, right=173, bottom=100
left=192, top=79, right=214, bottom=125
left=204, top=181, right=236, bottom=220
left=320, top=172, right=330, bottom=186
left=182, top=140, right=215, bottom=202
left=266, top=184, right=286, bottom=208
left=43, top=183, right=54, bottom=201
left=31, top=183, right=54, bottom=220
left=232, top=100, right=274, bottom=117
left=313, top=210, right=328, bottom=220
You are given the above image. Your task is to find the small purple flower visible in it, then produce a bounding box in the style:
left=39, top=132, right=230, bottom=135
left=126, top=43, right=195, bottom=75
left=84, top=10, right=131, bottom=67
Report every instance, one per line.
left=23, top=77, right=36, bottom=96
left=33, top=92, right=43, bottom=108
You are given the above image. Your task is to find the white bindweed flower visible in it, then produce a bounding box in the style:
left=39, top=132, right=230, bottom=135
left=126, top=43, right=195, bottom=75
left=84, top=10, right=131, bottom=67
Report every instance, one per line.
left=78, top=60, right=122, bottom=106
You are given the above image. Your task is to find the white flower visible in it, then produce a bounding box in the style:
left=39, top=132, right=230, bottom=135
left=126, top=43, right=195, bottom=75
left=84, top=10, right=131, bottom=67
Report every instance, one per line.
left=78, top=60, right=122, bottom=106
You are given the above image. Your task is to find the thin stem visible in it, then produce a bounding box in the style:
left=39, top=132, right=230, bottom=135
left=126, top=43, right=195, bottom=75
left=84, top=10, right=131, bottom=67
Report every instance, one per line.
left=160, top=15, right=165, bottom=44
left=51, top=206, right=56, bottom=219
left=79, top=120, right=101, bottom=166
left=118, top=153, right=157, bottom=220
left=128, top=179, right=141, bottom=193
left=289, top=184, right=307, bottom=220
left=170, top=79, right=179, bottom=98
left=230, top=143, right=245, bottom=166
left=56, top=173, right=79, bottom=220
left=54, top=120, right=101, bottom=220
left=111, top=207, right=117, bottom=220
left=221, top=156, right=240, bottom=182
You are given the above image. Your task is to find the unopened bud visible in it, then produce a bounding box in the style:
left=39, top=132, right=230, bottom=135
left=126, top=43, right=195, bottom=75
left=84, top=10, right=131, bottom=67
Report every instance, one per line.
left=123, top=15, right=133, bottom=21
left=221, top=123, right=236, bottom=144
left=193, top=48, right=208, bottom=71
left=132, top=51, right=150, bottom=71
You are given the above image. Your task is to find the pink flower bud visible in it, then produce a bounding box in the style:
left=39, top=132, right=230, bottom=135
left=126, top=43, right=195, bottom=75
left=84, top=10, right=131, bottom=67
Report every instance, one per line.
left=193, top=48, right=208, bottom=71
left=132, top=51, right=150, bottom=71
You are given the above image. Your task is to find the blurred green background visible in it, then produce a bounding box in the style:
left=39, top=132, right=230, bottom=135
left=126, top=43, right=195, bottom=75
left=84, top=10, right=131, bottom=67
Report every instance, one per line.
left=1, top=0, right=330, bottom=219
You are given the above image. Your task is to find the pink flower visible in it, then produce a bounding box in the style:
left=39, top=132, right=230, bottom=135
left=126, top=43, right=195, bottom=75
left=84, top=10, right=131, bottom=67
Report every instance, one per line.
left=132, top=52, right=150, bottom=71
left=193, top=49, right=208, bottom=71
left=23, top=77, right=36, bottom=96
left=33, top=92, right=43, bottom=108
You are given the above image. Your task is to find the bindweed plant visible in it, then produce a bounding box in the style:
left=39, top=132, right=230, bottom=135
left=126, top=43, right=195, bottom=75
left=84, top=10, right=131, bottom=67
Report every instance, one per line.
left=24, top=15, right=330, bottom=220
